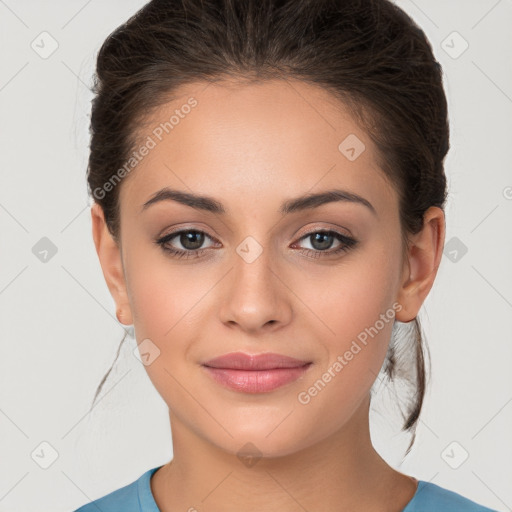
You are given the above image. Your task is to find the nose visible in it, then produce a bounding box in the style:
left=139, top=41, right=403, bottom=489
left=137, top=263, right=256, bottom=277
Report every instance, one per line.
left=218, top=243, right=292, bottom=333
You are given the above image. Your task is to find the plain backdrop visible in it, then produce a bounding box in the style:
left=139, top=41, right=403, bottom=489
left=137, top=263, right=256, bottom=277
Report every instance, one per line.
left=0, top=1, right=511, bottom=511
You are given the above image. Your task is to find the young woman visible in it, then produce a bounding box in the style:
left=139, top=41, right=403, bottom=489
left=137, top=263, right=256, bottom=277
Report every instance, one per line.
left=74, top=0, right=498, bottom=510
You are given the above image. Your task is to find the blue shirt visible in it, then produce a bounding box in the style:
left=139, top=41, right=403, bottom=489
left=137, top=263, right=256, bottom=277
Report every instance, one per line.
left=73, top=466, right=499, bottom=512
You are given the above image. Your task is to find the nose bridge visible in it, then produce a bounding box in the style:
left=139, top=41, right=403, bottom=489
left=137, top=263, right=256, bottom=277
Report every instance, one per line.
left=235, top=238, right=274, bottom=291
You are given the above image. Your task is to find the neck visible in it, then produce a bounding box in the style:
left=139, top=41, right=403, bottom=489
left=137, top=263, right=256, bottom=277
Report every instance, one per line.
left=151, top=395, right=417, bottom=512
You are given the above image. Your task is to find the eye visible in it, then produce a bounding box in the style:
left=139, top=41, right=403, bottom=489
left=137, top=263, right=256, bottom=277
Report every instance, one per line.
left=155, top=229, right=219, bottom=259
left=291, top=230, right=358, bottom=259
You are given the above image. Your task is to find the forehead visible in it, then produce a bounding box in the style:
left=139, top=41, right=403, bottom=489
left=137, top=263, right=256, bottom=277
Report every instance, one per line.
left=120, top=78, right=397, bottom=217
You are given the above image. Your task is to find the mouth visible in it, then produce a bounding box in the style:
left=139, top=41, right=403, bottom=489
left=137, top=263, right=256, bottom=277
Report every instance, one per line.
left=201, top=352, right=313, bottom=393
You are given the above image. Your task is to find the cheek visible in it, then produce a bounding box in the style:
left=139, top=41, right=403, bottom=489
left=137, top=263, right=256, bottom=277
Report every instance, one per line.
left=123, top=246, right=227, bottom=392
left=299, top=242, right=400, bottom=349
left=293, top=244, right=400, bottom=406
left=125, top=244, right=212, bottom=338
left=123, top=248, right=213, bottom=411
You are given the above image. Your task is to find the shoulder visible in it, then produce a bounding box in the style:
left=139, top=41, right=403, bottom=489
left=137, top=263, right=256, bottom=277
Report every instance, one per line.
left=404, top=480, right=499, bottom=512
left=72, top=466, right=161, bottom=512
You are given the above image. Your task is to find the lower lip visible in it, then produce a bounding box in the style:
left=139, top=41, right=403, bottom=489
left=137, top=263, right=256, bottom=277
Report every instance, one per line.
left=202, top=364, right=312, bottom=393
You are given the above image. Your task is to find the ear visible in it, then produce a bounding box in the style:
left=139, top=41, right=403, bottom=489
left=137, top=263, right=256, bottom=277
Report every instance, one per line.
left=395, top=206, right=445, bottom=323
left=91, top=202, right=133, bottom=325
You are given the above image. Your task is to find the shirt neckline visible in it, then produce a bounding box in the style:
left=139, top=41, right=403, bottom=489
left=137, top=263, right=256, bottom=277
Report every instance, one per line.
left=138, top=465, right=163, bottom=510
left=139, top=466, right=425, bottom=512
left=402, top=479, right=427, bottom=511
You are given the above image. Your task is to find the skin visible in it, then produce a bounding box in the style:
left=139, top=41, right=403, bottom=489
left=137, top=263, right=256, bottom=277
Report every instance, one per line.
left=91, top=78, right=445, bottom=512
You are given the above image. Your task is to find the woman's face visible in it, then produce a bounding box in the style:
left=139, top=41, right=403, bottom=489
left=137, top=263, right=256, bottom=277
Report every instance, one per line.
left=112, top=79, right=410, bottom=457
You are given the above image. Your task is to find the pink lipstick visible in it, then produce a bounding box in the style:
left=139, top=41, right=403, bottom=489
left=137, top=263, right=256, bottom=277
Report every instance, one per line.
left=202, top=352, right=312, bottom=393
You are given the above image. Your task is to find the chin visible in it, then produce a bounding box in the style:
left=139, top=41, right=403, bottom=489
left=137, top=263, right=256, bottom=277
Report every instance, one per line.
left=207, top=423, right=319, bottom=462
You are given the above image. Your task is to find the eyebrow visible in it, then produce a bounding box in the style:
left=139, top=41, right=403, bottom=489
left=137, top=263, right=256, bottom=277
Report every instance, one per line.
left=141, top=187, right=377, bottom=216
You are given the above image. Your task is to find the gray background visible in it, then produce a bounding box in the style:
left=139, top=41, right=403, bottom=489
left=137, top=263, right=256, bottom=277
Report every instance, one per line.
left=0, top=1, right=511, bottom=511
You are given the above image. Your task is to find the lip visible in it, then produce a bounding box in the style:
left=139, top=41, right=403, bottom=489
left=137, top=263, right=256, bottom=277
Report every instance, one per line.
left=202, top=352, right=312, bottom=393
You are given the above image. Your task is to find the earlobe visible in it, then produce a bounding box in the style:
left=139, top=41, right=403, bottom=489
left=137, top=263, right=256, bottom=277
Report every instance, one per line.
left=90, top=203, right=134, bottom=325
left=395, top=206, right=445, bottom=323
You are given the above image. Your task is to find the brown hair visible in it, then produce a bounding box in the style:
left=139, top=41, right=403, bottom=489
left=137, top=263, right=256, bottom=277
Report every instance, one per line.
left=87, top=0, right=449, bottom=455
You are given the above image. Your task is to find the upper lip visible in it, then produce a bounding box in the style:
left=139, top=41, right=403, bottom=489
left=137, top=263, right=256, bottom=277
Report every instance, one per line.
left=202, top=352, right=311, bottom=370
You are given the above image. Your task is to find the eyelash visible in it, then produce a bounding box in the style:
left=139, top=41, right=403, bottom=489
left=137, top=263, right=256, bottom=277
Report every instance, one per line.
left=155, top=228, right=358, bottom=260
